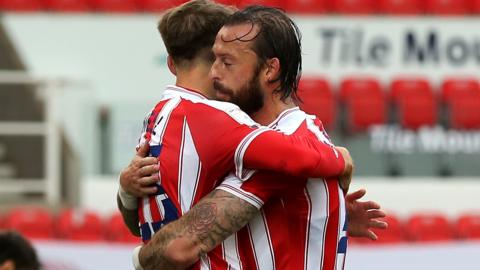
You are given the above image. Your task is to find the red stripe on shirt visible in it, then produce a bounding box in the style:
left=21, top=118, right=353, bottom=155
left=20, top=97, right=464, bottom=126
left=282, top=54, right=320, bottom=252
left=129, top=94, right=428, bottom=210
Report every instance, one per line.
left=322, top=179, right=340, bottom=270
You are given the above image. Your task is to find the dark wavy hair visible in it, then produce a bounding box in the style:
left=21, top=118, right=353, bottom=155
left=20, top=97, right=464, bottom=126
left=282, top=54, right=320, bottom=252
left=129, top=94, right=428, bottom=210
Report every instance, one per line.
left=222, top=6, right=302, bottom=102
left=158, top=0, right=235, bottom=66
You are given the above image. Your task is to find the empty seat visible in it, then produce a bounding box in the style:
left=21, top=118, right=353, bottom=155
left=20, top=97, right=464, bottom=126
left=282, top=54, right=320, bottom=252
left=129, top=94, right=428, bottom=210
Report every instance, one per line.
left=405, top=213, right=453, bottom=242
left=330, top=0, right=377, bottom=14
left=297, top=78, right=336, bottom=130
left=91, top=0, right=138, bottom=12
left=390, top=78, right=432, bottom=102
left=4, top=207, right=54, bottom=239
left=456, top=213, right=480, bottom=240
left=378, top=0, right=423, bottom=15
left=390, top=78, right=437, bottom=130
left=372, top=213, right=404, bottom=243
left=284, top=0, right=327, bottom=14
left=0, top=0, right=44, bottom=11
left=137, top=0, right=184, bottom=12
left=340, top=78, right=387, bottom=131
left=472, top=0, right=480, bottom=14
left=106, top=212, right=141, bottom=243
left=441, top=79, right=480, bottom=129
left=56, top=209, right=104, bottom=241
left=441, top=79, right=480, bottom=102
left=425, top=0, right=469, bottom=15
left=237, top=0, right=284, bottom=9
left=44, top=0, right=91, bottom=11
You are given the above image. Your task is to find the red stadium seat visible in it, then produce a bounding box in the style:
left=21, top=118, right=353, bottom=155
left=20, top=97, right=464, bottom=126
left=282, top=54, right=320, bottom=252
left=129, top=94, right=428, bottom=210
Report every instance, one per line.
left=378, top=0, right=423, bottom=15
left=425, top=0, right=469, bottom=15
left=390, top=78, right=437, bottom=130
left=330, top=0, right=377, bottom=14
left=441, top=79, right=480, bottom=102
left=44, top=0, right=91, bottom=11
left=441, top=79, right=480, bottom=129
left=0, top=214, right=4, bottom=229
left=456, top=213, right=480, bottom=240
left=91, top=0, right=138, bottom=12
left=56, top=209, right=104, bottom=241
left=390, top=78, right=432, bottom=102
left=284, top=0, right=328, bottom=14
left=472, top=0, right=480, bottom=14
left=405, top=213, right=453, bottom=242
left=237, top=0, right=284, bottom=9
left=106, top=212, right=141, bottom=243
left=4, top=207, right=54, bottom=239
left=137, top=0, right=185, bottom=12
left=340, top=78, right=387, bottom=131
left=374, top=214, right=405, bottom=243
left=0, top=0, right=44, bottom=11
left=297, top=78, right=336, bottom=130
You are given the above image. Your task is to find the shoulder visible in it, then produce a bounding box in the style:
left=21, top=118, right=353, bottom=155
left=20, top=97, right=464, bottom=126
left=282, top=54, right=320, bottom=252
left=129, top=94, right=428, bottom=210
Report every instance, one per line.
left=186, top=99, right=260, bottom=127
left=271, top=108, right=308, bottom=135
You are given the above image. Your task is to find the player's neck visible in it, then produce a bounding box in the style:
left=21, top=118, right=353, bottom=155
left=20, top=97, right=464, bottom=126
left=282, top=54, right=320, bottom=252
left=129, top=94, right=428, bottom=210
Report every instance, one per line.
left=175, top=64, right=215, bottom=99
left=251, top=94, right=296, bottom=126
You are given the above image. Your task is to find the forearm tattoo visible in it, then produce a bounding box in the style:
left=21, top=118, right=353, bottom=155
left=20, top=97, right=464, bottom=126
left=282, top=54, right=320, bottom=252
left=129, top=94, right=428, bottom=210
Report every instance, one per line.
left=139, top=189, right=259, bottom=270
left=187, top=202, right=217, bottom=234
left=185, top=190, right=258, bottom=257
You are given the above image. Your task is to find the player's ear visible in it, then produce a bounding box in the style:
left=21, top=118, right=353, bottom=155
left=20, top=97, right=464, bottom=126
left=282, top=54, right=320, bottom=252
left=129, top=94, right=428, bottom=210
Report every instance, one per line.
left=264, top=57, right=280, bottom=83
left=167, top=55, right=177, bottom=76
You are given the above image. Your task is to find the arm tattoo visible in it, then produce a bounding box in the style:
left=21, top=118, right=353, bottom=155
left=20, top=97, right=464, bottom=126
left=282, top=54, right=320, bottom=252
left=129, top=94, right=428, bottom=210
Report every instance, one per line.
left=139, top=189, right=259, bottom=270
left=188, top=202, right=217, bottom=234
left=185, top=190, right=258, bottom=256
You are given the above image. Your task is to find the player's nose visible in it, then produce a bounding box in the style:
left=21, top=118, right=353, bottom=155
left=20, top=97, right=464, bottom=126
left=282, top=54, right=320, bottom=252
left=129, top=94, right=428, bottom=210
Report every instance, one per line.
left=209, top=60, right=220, bottom=81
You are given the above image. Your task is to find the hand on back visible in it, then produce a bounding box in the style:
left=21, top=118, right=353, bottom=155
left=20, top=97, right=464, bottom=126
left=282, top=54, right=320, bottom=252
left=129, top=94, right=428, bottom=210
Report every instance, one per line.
left=119, top=143, right=160, bottom=197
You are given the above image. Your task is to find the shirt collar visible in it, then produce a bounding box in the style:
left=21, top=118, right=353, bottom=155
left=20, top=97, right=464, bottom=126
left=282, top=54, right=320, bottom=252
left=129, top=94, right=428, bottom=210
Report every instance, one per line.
left=163, top=85, right=209, bottom=101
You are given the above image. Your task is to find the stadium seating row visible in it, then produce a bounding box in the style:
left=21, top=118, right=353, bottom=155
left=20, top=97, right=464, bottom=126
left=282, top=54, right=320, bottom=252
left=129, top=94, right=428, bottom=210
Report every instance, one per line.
left=297, top=78, right=480, bottom=131
left=0, top=208, right=139, bottom=243
left=351, top=211, right=480, bottom=244
left=2, top=0, right=480, bottom=15
left=1, top=207, right=480, bottom=244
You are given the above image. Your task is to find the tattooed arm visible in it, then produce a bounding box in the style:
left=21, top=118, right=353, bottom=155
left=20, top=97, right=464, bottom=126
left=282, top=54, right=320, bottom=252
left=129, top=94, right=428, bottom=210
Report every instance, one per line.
left=137, top=189, right=259, bottom=270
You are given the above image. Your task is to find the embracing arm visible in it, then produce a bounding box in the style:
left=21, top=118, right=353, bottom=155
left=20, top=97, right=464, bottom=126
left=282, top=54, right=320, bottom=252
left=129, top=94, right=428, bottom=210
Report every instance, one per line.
left=137, top=189, right=259, bottom=270
left=240, top=130, right=347, bottom=180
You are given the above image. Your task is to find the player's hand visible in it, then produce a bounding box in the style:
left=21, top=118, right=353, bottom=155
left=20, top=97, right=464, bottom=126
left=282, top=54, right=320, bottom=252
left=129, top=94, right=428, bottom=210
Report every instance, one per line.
left=345, top=189, right=388, bottom=240
left=335, top=146, right=354, bottom=193
left=120, top=143, right=159, bottom=197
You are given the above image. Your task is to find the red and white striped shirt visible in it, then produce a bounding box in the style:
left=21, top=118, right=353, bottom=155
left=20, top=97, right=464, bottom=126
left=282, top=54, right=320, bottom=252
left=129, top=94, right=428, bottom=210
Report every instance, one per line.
left=218, top=107, right=348, bottom=270
left=135, top=86, right=345, bottom=270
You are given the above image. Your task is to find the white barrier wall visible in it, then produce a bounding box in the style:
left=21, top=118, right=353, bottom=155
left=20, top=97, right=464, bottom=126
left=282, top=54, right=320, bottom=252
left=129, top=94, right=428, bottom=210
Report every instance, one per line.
left=346, top=241, right=480, bottom=270
left=33, top=240, right=480, bottom=270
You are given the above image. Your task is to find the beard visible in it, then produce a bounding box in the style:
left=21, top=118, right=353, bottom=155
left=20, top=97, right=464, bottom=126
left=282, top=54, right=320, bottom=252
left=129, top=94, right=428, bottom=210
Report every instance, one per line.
left=213, top=72, right=264, bottom=115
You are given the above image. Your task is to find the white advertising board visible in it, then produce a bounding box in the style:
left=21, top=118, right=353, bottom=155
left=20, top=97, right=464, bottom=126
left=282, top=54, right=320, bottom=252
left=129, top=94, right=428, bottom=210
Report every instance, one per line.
left=295, top=17, right=480, bottom=85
